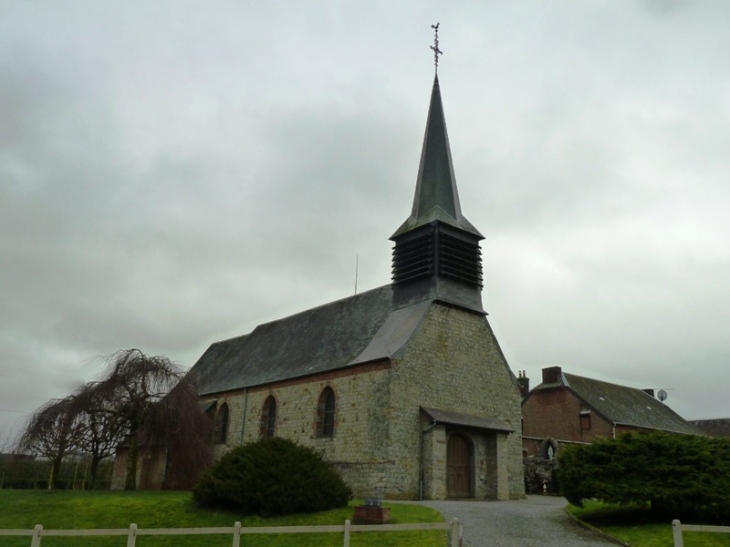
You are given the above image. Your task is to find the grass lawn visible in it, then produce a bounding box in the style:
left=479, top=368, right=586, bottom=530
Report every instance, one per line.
left=0, top=490, right=447, bottom=547
left=568, top=501, right=730, bottom=547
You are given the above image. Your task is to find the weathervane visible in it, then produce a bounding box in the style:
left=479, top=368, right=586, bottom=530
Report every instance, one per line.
left=430, top=23, right=442, bottom=72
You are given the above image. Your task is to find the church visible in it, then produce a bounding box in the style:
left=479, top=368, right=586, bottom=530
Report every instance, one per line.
left=188, top=73, right=525, bottom=500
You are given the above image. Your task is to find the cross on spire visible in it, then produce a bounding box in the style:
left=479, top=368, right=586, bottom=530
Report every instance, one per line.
left=430, top=23, right=442, bottom=72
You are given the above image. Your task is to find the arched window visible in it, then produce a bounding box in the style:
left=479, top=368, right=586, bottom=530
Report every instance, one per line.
left=316, top=387, right=336, bottom=438
left=260, top=396, right=277, bottom=438
left=215, top=403, right=229, bottom=444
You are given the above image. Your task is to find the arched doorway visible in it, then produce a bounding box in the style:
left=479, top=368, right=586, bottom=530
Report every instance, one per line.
left=447, top=433, right=473, bottom=498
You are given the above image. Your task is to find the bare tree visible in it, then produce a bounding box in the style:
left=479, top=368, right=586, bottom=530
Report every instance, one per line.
left=17, top=349, right=211, bottom=491
left=73, top=382, right=126, bottom=489
left=17, top=396, right=85, bottom=489
left=91, top=349, right=211, bottom=490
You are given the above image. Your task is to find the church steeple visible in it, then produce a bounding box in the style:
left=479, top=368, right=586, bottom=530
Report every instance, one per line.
left=390, top=74, right=485, bottom=313
left=391, top=75, right=482, bottom=240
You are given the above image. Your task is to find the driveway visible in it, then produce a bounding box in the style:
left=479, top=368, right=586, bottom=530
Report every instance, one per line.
left=418, top=496, right=621, bottom=546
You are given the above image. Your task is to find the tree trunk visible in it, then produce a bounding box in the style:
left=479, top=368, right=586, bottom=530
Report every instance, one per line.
left=88, top=455, right=100, bottom=490
left=49, top=458, right=62, bottom=490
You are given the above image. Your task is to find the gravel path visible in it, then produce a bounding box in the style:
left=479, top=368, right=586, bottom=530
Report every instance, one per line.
left=417, top=496, right=620, bottom=547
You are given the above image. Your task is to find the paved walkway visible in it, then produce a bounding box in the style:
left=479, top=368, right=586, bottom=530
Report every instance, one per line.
left=418, top=496, right=620, bottom=546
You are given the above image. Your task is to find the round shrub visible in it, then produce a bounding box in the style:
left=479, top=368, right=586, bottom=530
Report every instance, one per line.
left=557, top=431, right=730, bottom=523
left=192, top=437, right=352, bottom=516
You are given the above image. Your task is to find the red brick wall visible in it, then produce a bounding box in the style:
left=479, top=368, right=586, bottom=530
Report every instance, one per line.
left=522, top=387, right=614, bottom=450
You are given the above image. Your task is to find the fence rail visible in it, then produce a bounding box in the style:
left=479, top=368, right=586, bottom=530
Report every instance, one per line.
left=672, top=519, right=730, bottom=546
left=1, top=518, right=462, bottom=547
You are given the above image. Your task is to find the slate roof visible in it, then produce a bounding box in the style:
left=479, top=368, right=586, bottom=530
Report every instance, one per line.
left=189, top=285, right=433, bottom=396
left=421, top=407, right=514, bottom=433
left=689, top=418, right=730, bottom=437
left=532, top=371, right=704, bottom=436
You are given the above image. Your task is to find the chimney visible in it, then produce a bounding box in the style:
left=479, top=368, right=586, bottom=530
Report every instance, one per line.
left=642, top=388, right=655, bottom=398
left=542, top=366, right=563, bottom=385
left=517, top=371, right=530, bottom=400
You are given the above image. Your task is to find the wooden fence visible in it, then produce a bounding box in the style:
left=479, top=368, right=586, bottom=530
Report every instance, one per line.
left=0, top=518, right=462, bottom=547
left=672, top=519, right=730, bottom=546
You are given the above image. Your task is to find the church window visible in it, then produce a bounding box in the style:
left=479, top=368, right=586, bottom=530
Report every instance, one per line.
left=260, top=396, right=277, bottom=438
left=215, top=403, right=229, bottom=444
left=316, top=387, right=336, bottom=438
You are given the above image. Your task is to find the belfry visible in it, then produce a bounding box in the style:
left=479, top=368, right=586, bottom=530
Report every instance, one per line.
left=391, top=74, right=484, bottom=313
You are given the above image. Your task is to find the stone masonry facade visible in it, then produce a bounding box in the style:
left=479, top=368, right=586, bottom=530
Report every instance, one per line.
left=202, top=301, right=524, bottom=500
left=389, top=302, right=524, bottom=499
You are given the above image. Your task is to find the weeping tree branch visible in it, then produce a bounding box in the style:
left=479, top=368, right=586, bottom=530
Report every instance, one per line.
left=89, top=349, right=211, bottom=490
left=17, top=396, right=86, bottom=489
left=72, top=382, right=126, bottom=489
left=17, top=349, right=211, bottom=491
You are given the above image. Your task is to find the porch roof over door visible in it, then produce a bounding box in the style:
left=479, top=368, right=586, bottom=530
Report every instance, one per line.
left=421, top=407, right=514, bottom=433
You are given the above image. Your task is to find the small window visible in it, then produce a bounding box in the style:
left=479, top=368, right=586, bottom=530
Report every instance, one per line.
left=580, top=404, right=591, bottom=431
left=260, top=396, right=277, bottom=438
left=316, top=387, right=336, bottom=438
left=215, top=403, right=229, bottom=444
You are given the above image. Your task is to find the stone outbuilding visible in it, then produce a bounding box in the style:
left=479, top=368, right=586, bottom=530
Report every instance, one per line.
left=188, top=75, right=525, bottom=500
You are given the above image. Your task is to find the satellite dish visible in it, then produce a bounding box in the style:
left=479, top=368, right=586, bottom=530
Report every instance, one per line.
left=658, top=389, right=668, bottom=402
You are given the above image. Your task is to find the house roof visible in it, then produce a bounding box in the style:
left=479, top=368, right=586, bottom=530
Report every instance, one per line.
left=189, top=285, right=434, bottom=396
left=689, top=418, right=730, bottom=437
left=532, top=371, right=704, bottom=436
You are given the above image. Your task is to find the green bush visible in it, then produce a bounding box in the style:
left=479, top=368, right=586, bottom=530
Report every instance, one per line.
left=557, top=431, right=730, bottom=523
left=192, top=437, right=352, bottom=516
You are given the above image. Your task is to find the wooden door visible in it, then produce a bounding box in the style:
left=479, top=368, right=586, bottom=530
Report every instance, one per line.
left=447, top=433, right=473, bottom=498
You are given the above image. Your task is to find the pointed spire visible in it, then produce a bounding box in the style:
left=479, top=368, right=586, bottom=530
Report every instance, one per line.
left=391, top=75, right=482, bottom=239
left=389, top=72, right=485, bottom=313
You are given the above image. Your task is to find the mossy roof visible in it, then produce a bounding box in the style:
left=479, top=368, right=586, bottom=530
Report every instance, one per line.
left=533, top=372, right=704, bottom=436
left=189, top=285, right=434, bottom=396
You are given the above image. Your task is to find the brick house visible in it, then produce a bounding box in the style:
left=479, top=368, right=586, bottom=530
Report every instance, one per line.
left=186, top=75, right=525, bottom=500
left=520, top=366, right=704, bottom=493
left=522, top=366, right=704, bottom=459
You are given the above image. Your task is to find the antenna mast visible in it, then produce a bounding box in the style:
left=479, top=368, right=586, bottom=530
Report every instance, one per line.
left=354, top=254, right=359, bottom=295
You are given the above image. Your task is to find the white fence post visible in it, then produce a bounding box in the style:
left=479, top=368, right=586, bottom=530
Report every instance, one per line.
left=126, top=523, right=137, bottom=547
left=343, top=519, right=351, bottom=547
left=30, top=524, right=42, bottom=547
left=0, top=516, right=459, bottom=544
left=450, top=517, right=461, bottom=547
left=672, top=520, right=684, bottom=547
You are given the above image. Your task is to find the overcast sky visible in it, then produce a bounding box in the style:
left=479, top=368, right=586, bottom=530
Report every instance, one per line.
left=2, top=1, right=729, bottom=442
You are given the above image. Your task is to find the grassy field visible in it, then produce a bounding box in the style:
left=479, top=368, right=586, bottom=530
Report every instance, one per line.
left=0, top=490, right=448, bottom=547
left=568, top=501, right=730, bottom=547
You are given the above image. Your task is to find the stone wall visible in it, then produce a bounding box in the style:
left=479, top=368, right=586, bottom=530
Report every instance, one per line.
left=202, top=360, right=393, bottom=498
left=111, top=446, right=167, bottom=490
left=388, top=302, right=525, bottom=500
